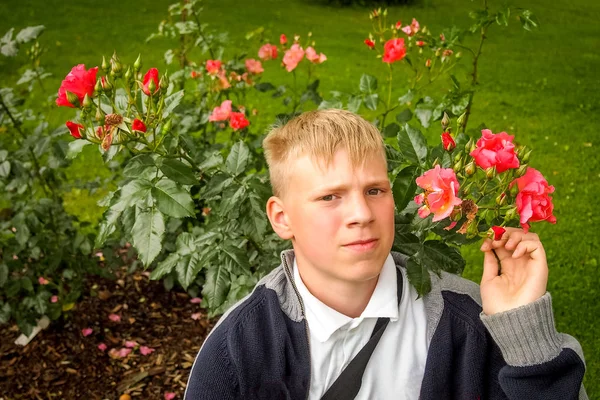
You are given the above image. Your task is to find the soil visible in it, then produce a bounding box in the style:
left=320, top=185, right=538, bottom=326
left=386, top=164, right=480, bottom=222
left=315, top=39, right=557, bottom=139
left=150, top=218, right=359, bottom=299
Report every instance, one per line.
left=0, top=263, right=219, bottom=399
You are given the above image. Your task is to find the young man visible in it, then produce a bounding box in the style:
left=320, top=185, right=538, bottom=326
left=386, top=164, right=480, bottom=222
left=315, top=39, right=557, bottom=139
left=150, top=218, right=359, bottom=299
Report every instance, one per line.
left=185, top=109, right=587, bottom=399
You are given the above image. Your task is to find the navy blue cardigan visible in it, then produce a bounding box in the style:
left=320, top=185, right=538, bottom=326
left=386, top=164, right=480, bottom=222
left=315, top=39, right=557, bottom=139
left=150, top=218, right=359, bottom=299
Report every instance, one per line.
left=185, top=251, right=587, bottom=399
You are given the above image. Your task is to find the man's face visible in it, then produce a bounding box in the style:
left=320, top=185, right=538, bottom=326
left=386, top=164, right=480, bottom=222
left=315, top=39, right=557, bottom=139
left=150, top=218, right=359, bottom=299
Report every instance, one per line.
left=282, top=148, right=395, bottom=285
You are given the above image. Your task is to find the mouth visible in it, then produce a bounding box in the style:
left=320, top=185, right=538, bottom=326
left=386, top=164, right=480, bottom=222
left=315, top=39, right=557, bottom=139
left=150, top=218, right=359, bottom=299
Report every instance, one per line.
left=343, top=238, right=379, bottom=252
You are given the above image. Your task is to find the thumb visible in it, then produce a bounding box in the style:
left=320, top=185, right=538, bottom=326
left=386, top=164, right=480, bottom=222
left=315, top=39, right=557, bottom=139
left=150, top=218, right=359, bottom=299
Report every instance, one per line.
left=481, top=250, right=500, bottom=284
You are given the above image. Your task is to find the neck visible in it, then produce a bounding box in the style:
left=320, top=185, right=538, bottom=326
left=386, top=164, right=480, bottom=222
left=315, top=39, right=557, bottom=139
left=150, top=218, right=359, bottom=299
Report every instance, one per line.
left=295, top=263, right=379, bottom=318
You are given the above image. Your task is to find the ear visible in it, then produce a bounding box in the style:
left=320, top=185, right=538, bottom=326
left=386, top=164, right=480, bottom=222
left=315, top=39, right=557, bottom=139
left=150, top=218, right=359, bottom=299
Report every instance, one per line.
left=266, top=196, right=294, bottom=240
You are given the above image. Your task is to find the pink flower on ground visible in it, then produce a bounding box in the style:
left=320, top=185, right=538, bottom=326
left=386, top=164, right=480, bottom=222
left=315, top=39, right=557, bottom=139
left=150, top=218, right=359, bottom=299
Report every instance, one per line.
left=206, top=60, right=222, bottom=75
left=66, top=121, right=84, bottom=139
left=208, top=100, right=232, bottom=122
left=191, top=313, right=202, bottom=320
left=229, top=112, right=250, bottom=131
left=109, top=348, right=132, bottom=359
left=491, top=226, right=506, bottom=240
left=510, top=168, right=557, bottom=232
left=401, top=18, right=420, bottom=36
left=81, top=328, right=93, bottom=337
left=470, top=129, right=520, bottom=173
left=382, top=38, right=406, bottom=63
left=38, top=277, right=50, bottom=285
left=108, top=313, right=121, bottom=322
left=164, top=392, right=176, bottom=400
left=125, top=340, right=138, bottom=348
left=258, top=44, right=278, bottom=61
left=190, top=297, right=202, bottom=304
left=56, top=64, right=98, bottom=108
left=245, top=59, right=264, bottom=74
left=97, top=343, right=108, bottom=351
left=140, top=346, right=155, bottom=356
left=280, top=34, right=287, bottom=45
left=50, top=295, right=59, bottom=303
left=305, top=47, right=327, bottom=64
left=414, top=165, right=462, bottom=222
left=282, top=44, right=305, bottom=72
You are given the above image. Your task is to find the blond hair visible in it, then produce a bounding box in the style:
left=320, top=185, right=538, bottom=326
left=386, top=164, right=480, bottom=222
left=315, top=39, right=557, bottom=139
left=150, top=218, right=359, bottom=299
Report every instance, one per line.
left=262, top=109, right=386, bottom=197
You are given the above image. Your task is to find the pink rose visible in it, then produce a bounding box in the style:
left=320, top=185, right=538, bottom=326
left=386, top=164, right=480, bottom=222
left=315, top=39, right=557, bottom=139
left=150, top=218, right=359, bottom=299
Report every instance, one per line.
left=245, top=59, right=264, bottom=74
left=142, top=68, right=160, bottom=96
left=283, top=44, right=305, bottom=72
left=206, top=60, right=222, bottom=75
left=209, top=100, right=232, bottom=122
left=229, top=112, right=250, bottom=131
left=382, top=38, right=406, bottom=63
left=401, top=18, right=420, bottom=36
left=66, top=121, right=84, bottom=139
left=50, top=295, right=58, bottom=303
left=217, top=70, right=231, bottom=90
left=305, top=47, right=327, bottom=64
left=38, top=277, right=50, bottom=285
left=258, top=44, right=278, bottom=61
left=56, top=64, right=98, bottom=108
left=414, top=165, right=462, bottom=222
left=510, top=168, right=556, bottom=232
left=470, top=129, right=520, bottom=173
left=441, top=132, right=455, bottom=151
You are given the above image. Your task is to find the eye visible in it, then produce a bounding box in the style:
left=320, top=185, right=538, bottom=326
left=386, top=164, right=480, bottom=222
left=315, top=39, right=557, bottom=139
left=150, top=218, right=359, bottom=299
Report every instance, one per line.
left=367, top=188, right=384, bottom=196
left=320, top=194, right=335, bottom=201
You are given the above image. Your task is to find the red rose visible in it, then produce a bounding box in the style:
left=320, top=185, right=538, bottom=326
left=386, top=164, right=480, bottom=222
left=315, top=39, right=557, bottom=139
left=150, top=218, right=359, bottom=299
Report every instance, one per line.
left=280, top=34, right=287, bottom=45
left=491, top=226, right=506, bottom=240
left=382, top=38, right=406, bottom=63
left=132, top=119, right=147, bottom=133
left=470, top=129, right=520, bottom=173
left=441, top=132, right=456, bottom=151
left=364, top=39, right=375, bottom=49
left=416, top=41, right=426, bottom=47
left=66, top=121, right=84, bottom=139
left=229, top=112, right=249, bottom=131
left=206, top=60, right=222, bottom=75
left=510, top=167, right=556, bottom=232
left=56, top=64, right=98, bottom=108
left=142, top=68, right=159, bottom=96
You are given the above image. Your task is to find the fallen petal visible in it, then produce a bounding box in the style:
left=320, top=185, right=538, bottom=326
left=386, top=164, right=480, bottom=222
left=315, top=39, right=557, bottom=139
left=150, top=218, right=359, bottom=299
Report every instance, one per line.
left=81, top=328, right=93, bottom=337
left=140, top=346, right=155, bottom=356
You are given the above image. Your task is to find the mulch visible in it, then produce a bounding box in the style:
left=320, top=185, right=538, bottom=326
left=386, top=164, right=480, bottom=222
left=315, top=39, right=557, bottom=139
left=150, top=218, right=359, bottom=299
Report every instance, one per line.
left=0, top=261, right=219, bottom=400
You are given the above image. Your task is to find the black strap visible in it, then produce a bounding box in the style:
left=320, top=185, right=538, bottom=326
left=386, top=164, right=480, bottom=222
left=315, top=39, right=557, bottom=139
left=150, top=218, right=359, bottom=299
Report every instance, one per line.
left=320, top=267, right=403, bottom=400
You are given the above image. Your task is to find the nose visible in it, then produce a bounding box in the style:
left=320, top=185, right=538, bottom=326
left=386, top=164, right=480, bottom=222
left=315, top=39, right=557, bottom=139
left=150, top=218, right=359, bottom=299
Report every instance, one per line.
left=346, top=193, right=374, bottom=227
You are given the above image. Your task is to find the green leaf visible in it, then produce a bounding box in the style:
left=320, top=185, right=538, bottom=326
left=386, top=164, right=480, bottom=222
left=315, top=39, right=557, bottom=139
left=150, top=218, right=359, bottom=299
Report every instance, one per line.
left=15, top=25, right=45, bottom=43
left=0, top=149, right=7, bottom=162
left=203, top=264, right=231, bottom=309
left=405, top=257, right=432, bottom=298
left=152, top=179, right=195, bottom=218
left=396, top=109, right=412, bottom=123
left=363, top=93, right=379, bottom=111
left=519, top=10, right=539, bottom=31
left=383, top=123, right=400, bottom=138
left=220, top=185, right=247, bottom=216
left=392, top=166, right=419, bottom=212
left=131, top=207, right=165, bottom=266
left=150, top=253, right=179, bottom=280
left=203, top=173, right=234, bottom=199
left=114, top=179, right=154, bottom=211
left=347, top=96, right=362, bottom=113
left=162, top=90, right=184, bottom=117
left=359, top=74, right=378, bottom=93
left=414, top=103, right=433, bottom=128
left=66, top=140, right=91, bottom=160
left=421, top=240, right=466, bottom=275
left=123, top=155, right=156, bottom=178
left=222, top=244, right=250, bottom=270
left=397, top=124, right=428, bottom=166
left=198, top=152, right=224, bottom=171
left=176, top=253, right=201, bottom=290
left=254, top=82, right=276, bottom=92
left=159, top=158, right=197, bottom=185
left=398, top=90, right=414, bottom=105
left=318, top=99, right=344, bottom=110
left=0, top=263, right=7, bottom=287
left=0, top=303, right=11, bottom=324
left=226, top=141, right=251, bottom=177
left=0, top=160, right=10, bottom=178
left=176, top=232, right=196, bottom=256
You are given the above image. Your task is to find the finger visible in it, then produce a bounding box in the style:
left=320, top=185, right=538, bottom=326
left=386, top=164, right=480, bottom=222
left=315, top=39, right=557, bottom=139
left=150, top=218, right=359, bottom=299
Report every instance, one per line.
left=481, top=250, right=500, bottom=284
left=512, top=239, right=546, bottom=261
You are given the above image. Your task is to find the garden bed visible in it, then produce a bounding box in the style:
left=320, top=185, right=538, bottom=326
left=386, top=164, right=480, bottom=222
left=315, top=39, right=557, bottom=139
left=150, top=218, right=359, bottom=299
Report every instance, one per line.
left=0, top=264, right=217, bottom=399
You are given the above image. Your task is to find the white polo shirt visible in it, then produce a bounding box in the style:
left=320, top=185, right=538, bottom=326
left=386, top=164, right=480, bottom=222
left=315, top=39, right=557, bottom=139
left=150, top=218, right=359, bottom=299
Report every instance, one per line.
left=293, top=254, right=429, bottom=399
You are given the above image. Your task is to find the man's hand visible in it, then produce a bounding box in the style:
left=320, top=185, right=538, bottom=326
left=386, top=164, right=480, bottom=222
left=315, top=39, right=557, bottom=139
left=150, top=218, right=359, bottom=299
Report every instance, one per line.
left=480, top=227, right=548, bottom=315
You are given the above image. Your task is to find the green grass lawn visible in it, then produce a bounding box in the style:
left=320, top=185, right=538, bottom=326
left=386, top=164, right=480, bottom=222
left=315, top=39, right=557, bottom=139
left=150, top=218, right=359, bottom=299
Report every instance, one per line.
left=1, top=0, right=599, bottom=395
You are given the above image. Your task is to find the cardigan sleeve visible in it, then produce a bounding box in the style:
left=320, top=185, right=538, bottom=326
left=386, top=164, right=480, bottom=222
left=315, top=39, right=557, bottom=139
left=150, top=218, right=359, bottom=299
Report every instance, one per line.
left=480, top=293, right=587, bottom=400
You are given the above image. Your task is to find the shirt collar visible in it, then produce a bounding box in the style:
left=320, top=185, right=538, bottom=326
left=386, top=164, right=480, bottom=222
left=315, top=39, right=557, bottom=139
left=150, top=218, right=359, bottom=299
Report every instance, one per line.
left=293, top=254, right=399, bottom=343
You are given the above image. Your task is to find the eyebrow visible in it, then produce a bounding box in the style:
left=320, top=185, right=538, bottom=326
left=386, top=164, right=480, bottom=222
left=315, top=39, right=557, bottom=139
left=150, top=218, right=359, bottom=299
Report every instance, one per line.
left=312, top=180, right=391, bottom=195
